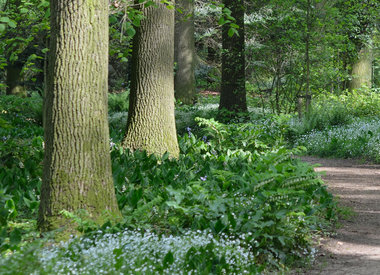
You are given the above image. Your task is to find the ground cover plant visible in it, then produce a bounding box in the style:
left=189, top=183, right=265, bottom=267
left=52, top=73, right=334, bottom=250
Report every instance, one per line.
left=0, top=93, right=337, bottom=273
left=288, top=89, right=380, bottom=163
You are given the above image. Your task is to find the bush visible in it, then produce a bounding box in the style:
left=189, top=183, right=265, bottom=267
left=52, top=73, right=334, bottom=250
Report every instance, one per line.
left=0, top=95, right=43, bottom=218
left=110, top=118, right=335, bottom=268
left=0, top=94, right=43, bottom=252
left=108, top=91, right=129, bottom=113
left=316, top=88, right=380, bottom=118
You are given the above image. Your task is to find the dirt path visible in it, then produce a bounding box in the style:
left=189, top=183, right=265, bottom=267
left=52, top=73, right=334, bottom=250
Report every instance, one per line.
left=300, top=156, right=380, bottom=275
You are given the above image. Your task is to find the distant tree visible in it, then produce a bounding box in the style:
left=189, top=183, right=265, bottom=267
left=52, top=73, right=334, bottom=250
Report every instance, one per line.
left=123, top=0, right=179, bottom=158
left=219, top=0, right=247, bottom=115
left=334, top=0, right=379, bottom=91
left=349, top=43, right=373, bottom=90
left=38, top=0, right=120, bottom=232
left=175, top=0, right=196, bottom=104
left=0, top=0, right=49, bottom=96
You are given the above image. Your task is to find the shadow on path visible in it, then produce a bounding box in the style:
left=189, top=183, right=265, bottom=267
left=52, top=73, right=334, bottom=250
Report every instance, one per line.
left=299, top=156, right=380, bottom=275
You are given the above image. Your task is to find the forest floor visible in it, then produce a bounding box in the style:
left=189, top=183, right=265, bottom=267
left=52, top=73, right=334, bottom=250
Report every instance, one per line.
left=294, top=156, right=380, bottom=275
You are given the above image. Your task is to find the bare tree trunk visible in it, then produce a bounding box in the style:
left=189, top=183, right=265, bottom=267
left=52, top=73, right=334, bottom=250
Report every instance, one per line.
left=219, top=0, right=247, bottom=115
left=175, top=0, right=196, bottom=105
left=305, top=0, right=312, bottom=114
left=349, top=44, right=373, bottom=91
left=38, top=0, right=120, bottom=234
left=123, top=0, right=179, bottom=158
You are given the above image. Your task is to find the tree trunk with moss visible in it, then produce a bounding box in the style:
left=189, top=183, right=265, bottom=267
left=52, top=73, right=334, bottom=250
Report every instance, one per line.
left=349, top=44, right=373, bottom=90
left=6, top=62, right=26, bottom=97
left=123, top=0, right=179, bottom=158
left=219, top=0, right=247, bottom=114
left=38, top=0, right=120, bottom=233
left=174, top=0, right=196, bottom=105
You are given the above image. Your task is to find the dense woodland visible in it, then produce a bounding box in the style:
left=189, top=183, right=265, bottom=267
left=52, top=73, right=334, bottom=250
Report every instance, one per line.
left=0, top=0, right=379, bottom=273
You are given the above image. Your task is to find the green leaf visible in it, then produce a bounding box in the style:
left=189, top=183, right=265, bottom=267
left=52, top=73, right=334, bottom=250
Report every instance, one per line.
left=0, top=17, right=9, bottom=23
left=127, top=188, right=143, bottom=209
left=126, top=27, right=136, bottom=38
left=218, top=17, right=225, bottom=26
left=109, top=15, right=117, bottom=24
left=9, top=229, right=21, bottom=246
left=230, top=23, right=239, bottom=29
left=163, top=251, right=174, bottom=268
left=228, top=27, right=238, bottom=37
left=212, top=219, right=225, bottom=234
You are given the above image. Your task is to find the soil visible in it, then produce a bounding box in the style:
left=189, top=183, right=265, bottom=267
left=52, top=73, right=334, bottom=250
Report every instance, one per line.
left=296, top=156, right=380, bottom=275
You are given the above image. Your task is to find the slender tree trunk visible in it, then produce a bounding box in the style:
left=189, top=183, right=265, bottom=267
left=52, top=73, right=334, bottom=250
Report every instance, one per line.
left=349, top=44, right=373, bottom=90
left=175, top=0, right=196, bottom=105
left=6, top=62, right=26, bottom=97
left=219, top=0, right=247, bottom=114
left=305, top=0, right=312, bottom=113
left=38, top=0, right=120, bottom=233
left=123, top=0, right=179, bottom=158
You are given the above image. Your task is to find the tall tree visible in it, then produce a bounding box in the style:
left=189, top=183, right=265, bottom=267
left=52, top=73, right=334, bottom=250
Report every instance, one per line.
left=1, top=0, right=49, bottom=97
left=349, top=42, right=373, bottom=90
left=219, top=0, right=247, bottom=114
left=304, top=0, right=312, bottom=113
left=38, top=0, right=120, bottom=232
left=174, top=0, right=196, bottom=104
left=335, top=0, right=379, bottom=91
left=123, top=0, right=179, bottom=158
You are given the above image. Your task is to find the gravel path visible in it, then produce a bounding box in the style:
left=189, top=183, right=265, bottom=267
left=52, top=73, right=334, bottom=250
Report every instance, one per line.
left=300, top=156, right=380, bottom=275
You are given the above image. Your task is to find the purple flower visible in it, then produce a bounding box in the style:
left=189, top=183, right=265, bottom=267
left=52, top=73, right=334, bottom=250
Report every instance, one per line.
left=200, top=176, right=207, bottom=181
left=202, top=136, right=207, bottom=142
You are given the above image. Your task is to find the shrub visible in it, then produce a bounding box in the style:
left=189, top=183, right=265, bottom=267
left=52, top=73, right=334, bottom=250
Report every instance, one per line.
left=110, top=118, right=335, bottom=268
left=0, top=95, right=43, bottom=218
left=108, top=91, right=129, bottom=113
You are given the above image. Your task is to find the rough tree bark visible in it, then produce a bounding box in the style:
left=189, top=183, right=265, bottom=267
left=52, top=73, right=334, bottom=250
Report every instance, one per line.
left=123, top=0, right=179, bottom=158
left=175, top=0, right=196, bottom=105
left=38, top=0, right=120, bottom=233
left=219, top=0, right=247, bottom=114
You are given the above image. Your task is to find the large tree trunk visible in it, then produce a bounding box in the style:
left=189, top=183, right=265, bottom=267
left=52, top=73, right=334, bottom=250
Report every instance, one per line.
left=123, top=0, right=179, bottom=158
left=6, top=62, right=26, bottom=97
left=38, top=0, right=120, bottom=233
left=219, top=0, right=247, bottom=114
left=174, top=0, right=196, bottom=105
left=349, top=44, right=373, bottom=90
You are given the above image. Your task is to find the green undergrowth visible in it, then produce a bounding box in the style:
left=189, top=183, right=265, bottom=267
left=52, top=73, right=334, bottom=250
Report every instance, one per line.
left=0, top=94, right=337, bottom=273
left=0, top=95, right=43, bottom=252
left=293, top=117, right=380, bottom=163
left=108, top=118, right=336, bottom=271
left=288, top=89, right=380, bottom=163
